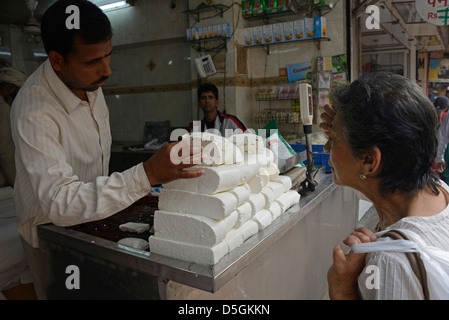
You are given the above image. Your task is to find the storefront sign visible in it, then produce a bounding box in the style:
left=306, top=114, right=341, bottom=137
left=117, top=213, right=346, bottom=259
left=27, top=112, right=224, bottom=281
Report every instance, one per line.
left=416, top=0, right=449, bottom=26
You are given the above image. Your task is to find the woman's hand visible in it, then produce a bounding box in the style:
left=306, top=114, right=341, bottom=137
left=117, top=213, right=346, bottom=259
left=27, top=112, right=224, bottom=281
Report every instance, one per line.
left=319, top=104, right=336, bottom=138
left=327, top=228, right=377, bottom=300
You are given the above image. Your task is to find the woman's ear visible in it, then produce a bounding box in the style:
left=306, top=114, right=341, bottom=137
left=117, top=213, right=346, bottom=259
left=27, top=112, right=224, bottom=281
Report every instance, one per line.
left=362, top=146, right=381, bottom=177
left=48, top=51, right=64, bottom=72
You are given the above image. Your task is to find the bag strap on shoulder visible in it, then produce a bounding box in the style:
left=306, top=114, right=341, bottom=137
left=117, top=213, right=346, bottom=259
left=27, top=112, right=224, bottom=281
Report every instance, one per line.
left=382, top=230, right=430, bottom=300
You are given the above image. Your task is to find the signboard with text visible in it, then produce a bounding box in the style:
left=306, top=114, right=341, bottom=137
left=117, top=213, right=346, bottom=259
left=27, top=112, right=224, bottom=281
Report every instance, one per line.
left=416, top=0, right=449, bottom=25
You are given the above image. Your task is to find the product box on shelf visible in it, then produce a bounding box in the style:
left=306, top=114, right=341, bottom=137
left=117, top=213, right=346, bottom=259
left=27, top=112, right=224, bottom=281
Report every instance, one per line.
left=277, top=0, right=288, bottom=12
left=304, top=17, right=314, bottom=39
left=262, top=24, right=274, bottom=44
left=293, top=19, right=304, bottom=41
left=253, top=25, right=263, bottom=45
left=222, top=23, right=231, bottom=37
left=265, top=0, right=277, bottom=14
left=273, top=23, right=284, bottom=43
left=186, top=28, right=192, bottom=41
left=314, top=16, right=327, bottom=38
left=283, top=21, right=294, bottom=41
left=241, top=0, right=252, bottom=18
left=191, top=27, right=199, bottom=40
left=244, top=27, right=254, bottom=46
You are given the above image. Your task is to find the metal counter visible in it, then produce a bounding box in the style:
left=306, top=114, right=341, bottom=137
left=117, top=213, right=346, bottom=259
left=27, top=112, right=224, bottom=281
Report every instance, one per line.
left=37, top=173, right=359, bottom=299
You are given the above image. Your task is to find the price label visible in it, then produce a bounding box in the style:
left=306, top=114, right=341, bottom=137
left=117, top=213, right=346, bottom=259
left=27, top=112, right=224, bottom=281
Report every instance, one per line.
left=416, top=0, right=449, bottom=25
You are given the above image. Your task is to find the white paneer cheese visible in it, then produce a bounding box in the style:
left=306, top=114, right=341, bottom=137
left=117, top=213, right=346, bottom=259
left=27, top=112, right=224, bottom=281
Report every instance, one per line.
left=268, top=201, right=283, bottom=220
left=276, top=190, right=301, bottom=213
left=118, top=238, right=149, bottom=250
left=158, top=189, right=238, bottom=219
left=274, top=175, right=292, bottom=191
left=266, top=181, right=284, bottom=200
left=182, top=132, right=243, bottom=166
left=153, top=210, right=238, bottom=246
left=149, top=236, right=229, bottom=265
left=119, top=222, right=150, bottom=234
left=253, top=209, right=273, bottom=230
left=247, top=171, right=269, bottom=193
left=261, top=186, right=275, bottom=209
left=239, top=220, right=259, bottom=241
left=229, top=133, right=265, bottom=155
left=235, top=202, right=252, bottom=227
left=163, top=164, right=260, bottom=194
left=224, top=228, right=244, bottom=252
left=230, top=183, right=251, bottom=205
left=247, top=193, right=266, bottom=215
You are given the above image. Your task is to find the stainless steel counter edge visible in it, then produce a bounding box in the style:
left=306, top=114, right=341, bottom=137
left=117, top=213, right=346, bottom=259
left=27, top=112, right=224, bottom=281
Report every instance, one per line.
left=37, top=173, right=336, bottom=293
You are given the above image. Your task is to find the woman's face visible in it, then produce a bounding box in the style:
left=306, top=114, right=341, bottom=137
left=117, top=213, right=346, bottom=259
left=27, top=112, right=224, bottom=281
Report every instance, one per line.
left=323, top=113, right=362, bottom=188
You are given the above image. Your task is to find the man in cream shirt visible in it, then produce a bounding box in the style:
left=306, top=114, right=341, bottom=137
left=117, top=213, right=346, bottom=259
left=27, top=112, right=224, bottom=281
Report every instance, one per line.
left=10, top=0, right=204, bottom=299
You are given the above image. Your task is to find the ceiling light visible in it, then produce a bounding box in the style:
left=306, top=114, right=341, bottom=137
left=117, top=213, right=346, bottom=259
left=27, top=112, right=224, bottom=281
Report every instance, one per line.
left=92, top=0, right=131, bottom=12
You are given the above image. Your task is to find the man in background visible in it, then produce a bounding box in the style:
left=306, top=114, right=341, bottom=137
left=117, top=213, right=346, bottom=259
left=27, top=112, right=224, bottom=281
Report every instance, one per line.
left=195, top=82, right=247, bottom=137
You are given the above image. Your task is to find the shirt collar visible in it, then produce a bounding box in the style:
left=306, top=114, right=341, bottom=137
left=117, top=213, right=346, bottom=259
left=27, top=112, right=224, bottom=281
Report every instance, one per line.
left=43, top=59, right=100, bottom=113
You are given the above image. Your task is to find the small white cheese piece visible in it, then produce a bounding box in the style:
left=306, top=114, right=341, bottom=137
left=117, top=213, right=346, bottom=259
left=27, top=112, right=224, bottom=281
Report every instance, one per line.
left=224, top=228, right=244, bottom=252
left=229, top=183, right=251, bottom=205
left=261, top=186, right=275, bottom=209
left=239, top=220, right=259, bottom=241
left=253, top=209, right=273, bottom=230
left=273, top=175, right=292, bottom=191
left=266, top=181, right=285, bottom=200
left=247, top=193, right=266, bottom=216
left=119, top=222, right=150, bottom=234
left=276, top=190, right=301, bottom=213
left=268, top=201, right=283, bottom=220
left=235, top=202, right=252, bottom=227
left=118, top=238, right=149, bottom=250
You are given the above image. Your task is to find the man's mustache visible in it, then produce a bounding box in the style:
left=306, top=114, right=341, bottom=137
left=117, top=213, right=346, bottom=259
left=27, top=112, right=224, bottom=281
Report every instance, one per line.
left=93, top=76, right=109, bottom=85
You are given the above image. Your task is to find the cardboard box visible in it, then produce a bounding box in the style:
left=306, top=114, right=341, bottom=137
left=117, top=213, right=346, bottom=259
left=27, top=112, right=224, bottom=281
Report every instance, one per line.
left=262, top=24, right=274, bottom=44
left=332, top=54, right=347, bottom=73
left=191, top=27, right=199, bottom=40
left=304, top=18, right=314, bottom=40
left=244, top=27, right=254, bottom=46
left=253, top=25, right=263, bottom=45
left=287, top=61, right=312, bottom=83
left=314, top=16, right=326, bottom=38
left=293, top=19, right=305, bottom=41
left=283, top=21, right=294, bottom=41
left=273, top=23, right=284, bottom=43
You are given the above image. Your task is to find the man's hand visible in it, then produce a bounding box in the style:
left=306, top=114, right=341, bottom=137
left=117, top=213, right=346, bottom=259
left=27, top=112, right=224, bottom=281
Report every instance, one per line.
left=319, top=104, right=336, bottom=137
left=143, top=139, right=205, bottom=186
left=327, top=228, right=377, bottom=300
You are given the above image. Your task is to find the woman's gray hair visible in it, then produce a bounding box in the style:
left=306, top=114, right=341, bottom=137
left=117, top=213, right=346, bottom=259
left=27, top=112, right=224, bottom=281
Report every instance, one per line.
left=332, top=72, right=439, bottom=197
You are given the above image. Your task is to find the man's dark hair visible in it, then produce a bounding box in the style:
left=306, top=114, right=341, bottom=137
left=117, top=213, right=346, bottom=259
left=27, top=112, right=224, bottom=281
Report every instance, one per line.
left=332, top=72, right=439, bottom=197
left=41, top=0, right=113, bottom=56
left=198, top=83, right=219, bottom=100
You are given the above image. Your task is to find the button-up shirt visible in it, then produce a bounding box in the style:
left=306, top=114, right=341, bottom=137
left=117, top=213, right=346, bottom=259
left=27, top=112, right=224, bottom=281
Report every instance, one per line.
left=11, top=59, right=152, bottom=247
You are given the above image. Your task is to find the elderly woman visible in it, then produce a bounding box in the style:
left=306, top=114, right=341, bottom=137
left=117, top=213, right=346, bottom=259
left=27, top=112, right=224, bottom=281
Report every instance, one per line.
left=320, top=72, right=449, bottom=300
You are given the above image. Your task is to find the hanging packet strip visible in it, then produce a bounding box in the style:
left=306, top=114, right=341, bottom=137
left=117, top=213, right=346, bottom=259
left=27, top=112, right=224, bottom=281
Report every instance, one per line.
left=352, top=228, right=449, bottom=300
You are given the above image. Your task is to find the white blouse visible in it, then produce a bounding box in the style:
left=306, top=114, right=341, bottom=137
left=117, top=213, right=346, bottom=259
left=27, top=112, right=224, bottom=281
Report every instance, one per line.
left=357, top=182, right=449, bottom=299
left=10, top=59, right=152, bottom=248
